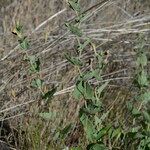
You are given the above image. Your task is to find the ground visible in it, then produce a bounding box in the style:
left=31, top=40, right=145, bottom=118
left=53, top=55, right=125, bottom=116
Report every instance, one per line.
left=0, top=0, right=150, bottom=150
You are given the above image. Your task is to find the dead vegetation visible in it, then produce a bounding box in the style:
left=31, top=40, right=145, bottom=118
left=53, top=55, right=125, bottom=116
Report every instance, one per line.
left=0, top=0, right=150, bottom=149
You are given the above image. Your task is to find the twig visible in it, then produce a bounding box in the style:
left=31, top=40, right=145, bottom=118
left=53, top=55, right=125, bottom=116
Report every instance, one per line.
left=0, top=9, right=67, bottom=61
left=0, top=140, right=16, bottom=150
left=0, top=76, right=132, bottom=114
left=0, top=112, right=26, bottom=122
left=32, top=8, right=67, bottom=33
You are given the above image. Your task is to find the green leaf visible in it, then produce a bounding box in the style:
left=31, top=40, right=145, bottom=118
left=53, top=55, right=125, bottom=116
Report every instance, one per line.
left=126, top=101, right=133, bottom=111
left=108, top=127, right=114, bottom=139
left=42, top=87, right=57, bottom=101
left=94, top=116, right=102, bottom=127
left=138, top=137, right=150, bottom=150
left=16, top=22, right=23, bottom=33
left=68, top=0, right=81, bottom=13
left=19, top=38, right=29, bottom=50
left=87, top=143, right=108, bottom=150
left=65, top=23, right=83, bottom=37
left=137, top=70, right=148, bottom=87
left=13, top=22, right=23, bottom=37
left=84, top=82, right=95, bottom=100
left=71, top=147, right=82, bottom=150
left=31, top=79, right=38, bottom=88
left=111, top=128, right=122, bottom=139
left=39, top=111, right=57, bottom=120
left=93, top=69, right=102, bottom=80
left=82, top=102, right=101, bottom=115
left=96, top=125, right=111, bottom=141
left=132, top=108, right=141, bottom=117
left=74, top=79, right=96, bottom=101
left=53, top=132, right=60, bottom=141
left=142, top=111, right=150, bottom=123
left=82, top=71, right=95, bottom=81
left=78, top=38, right=91, bottom=53
left=65, top=53, right=83, bottom=66
left=82, top=69, right=101, bottom=81
left=60, top=124, right=72, bottom=138
left=31, top=78, right=43, bottom=89
left=76, top=80, right=84, bottom=94
left=85, top=120, right=96, bottom=142
left=126, top=132, right=137, bottom=139
left=97, top=82, right=109, bottom=97
left=29, top=55, right=36, bottom=63
left=29, top=56, right=40, bottom=72
left=36, top=79, right=43, bottom=88
left=76, top=14, right=85, bottom=22
left=73, top=85, right=82, bottom=99
left=137, top=53, right=147, bottom=67
left=97, top=52, right=105, bottom=69
left=79, top=112, right=96, bottom=142
left=99, top=111, right=110, bottom=124
left=75, top=80, right=95, bottom=100
left=131, top=126, right=141, bottom=133
left=34, top=58, right=40, bottom=71
left=138, top=92, right=150, bottom=103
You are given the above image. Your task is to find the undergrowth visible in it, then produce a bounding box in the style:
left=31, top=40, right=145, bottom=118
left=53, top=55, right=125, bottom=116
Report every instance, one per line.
left=10, top=0, right=150, bottom=150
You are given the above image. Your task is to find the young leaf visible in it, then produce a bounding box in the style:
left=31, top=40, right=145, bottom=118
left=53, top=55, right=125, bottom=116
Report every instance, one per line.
left=82, top=71, right=95, bottom=81
left=31, top=79, right=38, bottom=88
left=97, top=82, right=109, bottom=97
left=137, top=70, right=148, bottom=87
left=126, top=101, right=133, bottom=111
left=142, top=111, right=150, bottom=123
left=93, top=69, right=102, bottom=80
left=65, top=23, right=83, bottom=37
left=53, top=132, right=60, bottom=141
left=75, top=80, right=95, bottom=100
left=131, top=126, right=141, bottom=133
left=29, top=56, right=40, bottom=72
left=16, top=22, right=23, bottom=34
left=13, top=22, right=23, bottom=38
left=132, top=108, right=141, bottom=117
left=19, top=38, right=29, bottom=50
left=31, top=78, right=43, bottom=89
left=137, top=53, right=147, bottom=67
left=68, top=0, right=81, bottom=13
left=97, top=52, right=105, bottom=69
left=76, top=80, right=84, bottom=94
left=77, top=38, right=91, bottom=53
left=42, top=87, right=57, bottom=101
left=65, top=53, right=83, bottom=66
left=138, top=91, right=150, bottom=103
left=75, top=14, right=85, bottom=23
left=34, top=58, right=40, bottom=72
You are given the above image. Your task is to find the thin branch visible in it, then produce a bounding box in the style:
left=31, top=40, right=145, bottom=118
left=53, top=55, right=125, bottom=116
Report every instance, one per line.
left=0, top=76, right=132, bottom=114
left=0, top=9, right=67, bottom=61
left=32, top=8, right=67, bottom=33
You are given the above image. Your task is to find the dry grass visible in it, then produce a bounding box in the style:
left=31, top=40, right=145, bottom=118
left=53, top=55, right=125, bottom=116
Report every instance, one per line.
left=0, top=0, right=150, bottom=149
